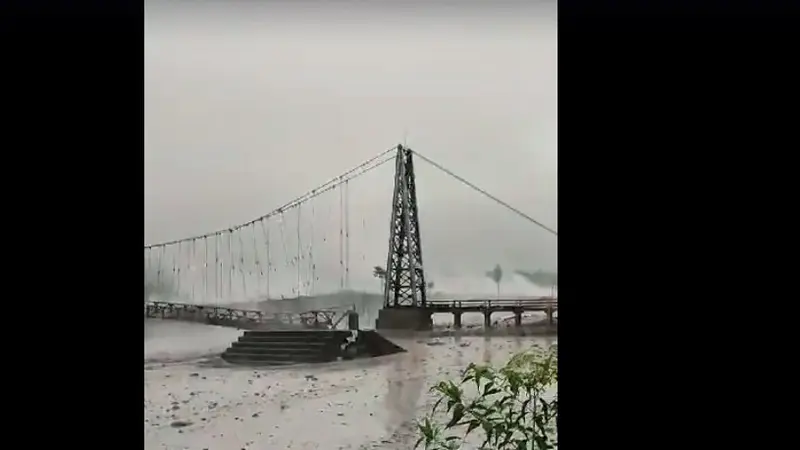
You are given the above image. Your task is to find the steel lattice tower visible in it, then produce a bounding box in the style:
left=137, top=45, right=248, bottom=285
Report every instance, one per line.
left=383, top=144, right=428, bottom=308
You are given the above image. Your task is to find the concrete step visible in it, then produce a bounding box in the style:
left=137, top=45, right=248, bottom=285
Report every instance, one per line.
left=233, top=340, right=331, bottom=347
left=221, top=351, right=335, bottom=364
left=229, top=342, right=337, bottom=354
left=236, top=336, right=347, bottom=347
left=242, top=330, right=351, bottom=338
left=219, top=356, right=306, bottom=367
left=238, top=334, right=343, bottom=341
left=221, top=330, right=355, bottom=366
left=238, top=334, right=350, bottom=344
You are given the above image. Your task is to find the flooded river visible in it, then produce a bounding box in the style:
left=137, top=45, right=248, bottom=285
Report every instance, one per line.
left=145, top=320, right=556, bottom=449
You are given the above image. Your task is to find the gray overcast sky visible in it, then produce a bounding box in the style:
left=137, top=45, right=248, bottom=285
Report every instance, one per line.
left=145, top=3, right=557, bottom=292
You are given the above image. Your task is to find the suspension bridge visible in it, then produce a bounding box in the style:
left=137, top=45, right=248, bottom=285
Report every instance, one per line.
left=144, top=144, right=558, bottom=331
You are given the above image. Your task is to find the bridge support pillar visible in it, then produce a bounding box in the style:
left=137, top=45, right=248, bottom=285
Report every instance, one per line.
left=514, top=309, right=523, bottom=327
left=547, top=307, right=554, bottom=325
left=348, top=312, right=360, bottom=330
left=483, top=311, right=492, bottom=328
left=453, top=312, right=462, bottom=329
left=376, top=308, right=432, bottom=331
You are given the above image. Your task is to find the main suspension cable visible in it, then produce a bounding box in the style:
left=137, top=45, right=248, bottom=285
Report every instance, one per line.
left=410, top=150, right=558, bottom=237
left=145, top=145, right=398, bottom=249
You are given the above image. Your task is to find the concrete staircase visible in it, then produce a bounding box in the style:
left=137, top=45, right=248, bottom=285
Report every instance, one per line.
left=221, top=330, right=353, bottom=366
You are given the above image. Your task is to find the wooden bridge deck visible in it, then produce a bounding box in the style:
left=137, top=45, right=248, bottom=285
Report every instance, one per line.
left=426, top=297, right=557, bottom=313
left=144, top=300, right=352, bottom=330
left=145, top=296, right=557, bottom=331
left=424, top=297, right=558, bottom=328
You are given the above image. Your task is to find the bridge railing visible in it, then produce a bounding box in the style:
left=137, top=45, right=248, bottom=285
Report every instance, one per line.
left=427, top=295, right=557, bottom=300
left=426, top=297, right=558, bottom=309
left=144, top=301, right=355, bottom=330
left=297, top=305, right=355, bottom=329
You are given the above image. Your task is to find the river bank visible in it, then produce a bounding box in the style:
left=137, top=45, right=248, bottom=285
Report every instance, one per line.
left=145, top=322, right=556, bottom=449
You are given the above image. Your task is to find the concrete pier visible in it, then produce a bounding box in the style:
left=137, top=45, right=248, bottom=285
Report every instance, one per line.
left=375, top=308, right=432, bottom=331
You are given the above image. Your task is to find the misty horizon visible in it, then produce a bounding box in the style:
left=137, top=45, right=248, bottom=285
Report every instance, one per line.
left=145, top=3, right=557, bottom=301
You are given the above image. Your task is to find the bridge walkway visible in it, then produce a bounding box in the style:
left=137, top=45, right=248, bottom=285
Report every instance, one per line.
left=144, top=300, right=353, bottom=330
left=425, top=297, right=558, bottom=328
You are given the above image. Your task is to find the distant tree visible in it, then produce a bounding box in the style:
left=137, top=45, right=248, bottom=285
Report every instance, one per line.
left=514, top=270, right=557, bottom=289
left=486, top=264, right=503, bottom=298
left=373, top=265, right=387, bottom=292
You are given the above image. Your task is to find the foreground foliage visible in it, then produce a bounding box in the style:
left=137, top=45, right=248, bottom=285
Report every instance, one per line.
left=416, top=345, right=558, bottom=450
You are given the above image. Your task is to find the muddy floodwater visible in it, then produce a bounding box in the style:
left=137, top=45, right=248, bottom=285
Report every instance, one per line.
left=145, top=320, right=556, bottom=450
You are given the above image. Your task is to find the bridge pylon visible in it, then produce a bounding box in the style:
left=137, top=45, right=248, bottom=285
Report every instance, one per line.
left=376, top=144, right=432, bottom=330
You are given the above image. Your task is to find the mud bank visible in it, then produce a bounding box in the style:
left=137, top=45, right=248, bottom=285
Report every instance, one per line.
left=145, top=331, right=556, bottom=449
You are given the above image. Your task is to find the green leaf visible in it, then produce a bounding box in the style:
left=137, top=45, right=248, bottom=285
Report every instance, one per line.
left=465, top=419, right=481, bottom=437
left=416, top=344, right=558, bottom=450
left=446, top=403, right=464, bottom=428
left=484, top=387, right=501, bottom=396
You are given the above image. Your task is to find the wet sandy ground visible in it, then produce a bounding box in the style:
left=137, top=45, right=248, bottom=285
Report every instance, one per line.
left=145, top=322, right=556, bottom=450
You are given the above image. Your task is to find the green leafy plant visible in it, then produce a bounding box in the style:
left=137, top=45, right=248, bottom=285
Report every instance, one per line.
left=416, top=345, right=558, bottom=450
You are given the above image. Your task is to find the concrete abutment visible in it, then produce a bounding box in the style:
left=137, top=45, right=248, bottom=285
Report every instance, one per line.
left=375, top=307, right=433, bottom=331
